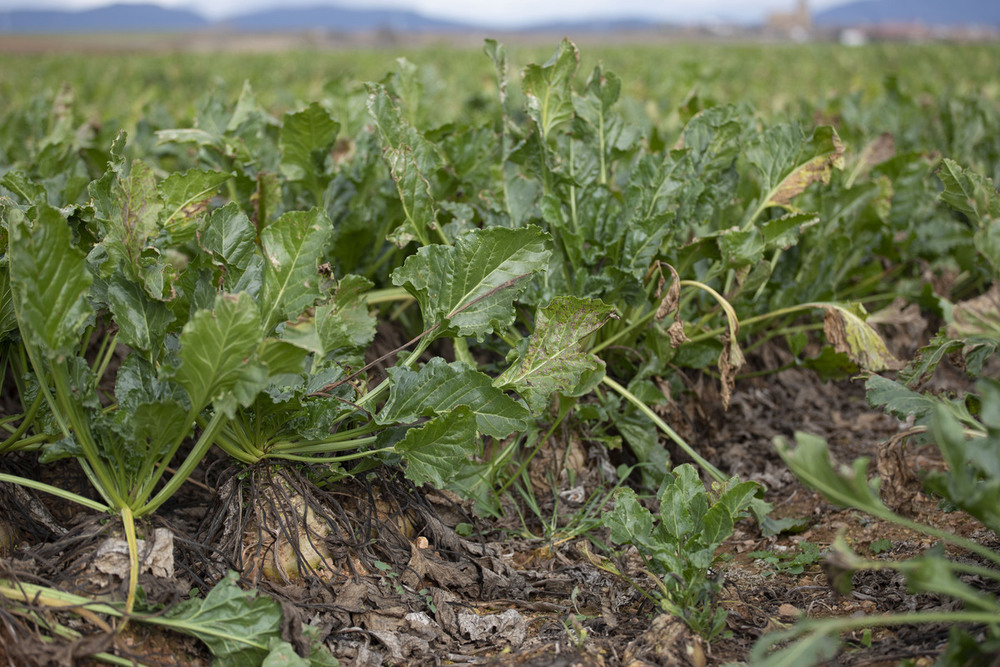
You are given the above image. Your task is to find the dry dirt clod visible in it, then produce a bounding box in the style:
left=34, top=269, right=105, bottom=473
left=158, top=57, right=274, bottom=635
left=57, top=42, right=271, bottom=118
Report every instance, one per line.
left=622, top=614, right=706, bottom=667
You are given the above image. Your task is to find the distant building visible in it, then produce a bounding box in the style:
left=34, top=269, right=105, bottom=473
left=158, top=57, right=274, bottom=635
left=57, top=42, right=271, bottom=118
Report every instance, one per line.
left=766, top=0, right=812, bottom=41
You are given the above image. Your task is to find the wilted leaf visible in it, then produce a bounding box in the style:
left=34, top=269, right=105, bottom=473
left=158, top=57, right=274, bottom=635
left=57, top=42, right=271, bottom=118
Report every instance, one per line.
left=391, top=226, right=551, bottom=341
left=378, top=358, right=530, bottom=439
left=496, top=296, right=616, bottom=412
left=821, top=303, right=903, bottom=371
left=718, top=332, right=746, bottom=411
left=847, top=132, right=895, bottom=187
left=948, top=284, right=1000, bottom=341
left=654, top=263, right=682, bottom=321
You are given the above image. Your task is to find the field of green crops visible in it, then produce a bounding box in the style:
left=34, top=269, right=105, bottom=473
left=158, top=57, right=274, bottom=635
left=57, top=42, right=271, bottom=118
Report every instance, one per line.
left=1, top=39, right=999, bottom=666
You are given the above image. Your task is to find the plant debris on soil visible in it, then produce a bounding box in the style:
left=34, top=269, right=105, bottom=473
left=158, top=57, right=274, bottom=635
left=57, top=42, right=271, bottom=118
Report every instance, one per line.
left=2, top=360, right=989, bottom=667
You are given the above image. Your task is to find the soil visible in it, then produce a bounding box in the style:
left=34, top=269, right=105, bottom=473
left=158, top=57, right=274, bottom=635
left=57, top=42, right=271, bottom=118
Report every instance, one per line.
left=1, top=360, right=997, bottom=667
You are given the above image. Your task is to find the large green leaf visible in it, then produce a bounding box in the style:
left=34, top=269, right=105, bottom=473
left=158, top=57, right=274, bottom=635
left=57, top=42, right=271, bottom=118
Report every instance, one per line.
left=938, top=158, right=1000, bottom=226
left=280, top=102, right=340, bottom=198
left=201, top=202, right=259, bottom=292
left=106, top=271, right=176, bottom=355
left=91, top=158, right=163, bottom=272
left=384, top=146, right=438, bottom=247
left=378, top=358, right=530, bottom=439
left=391, top=226, right=551, bottom=340
left=0, top=267, right=17, bottom=341
left=159, top=168, right=231, bottom=231
left=259, top=208, right=332, bottom=332
left=395, top=407, right=478, bottom=488
left=161, top=571, right=285, bottom=666
left=604, top=487, right=656, bottom=551
left=282, top=274, right=375, bottom=355
left=938, top=159, right=1000, bottom=278
left=522, top=38, right=578, bottom=142
left=174, top=292, right=265, bottom=414
left=496, top=296, right=615, bottom=412
left=8, top=204, right=93, bottom=358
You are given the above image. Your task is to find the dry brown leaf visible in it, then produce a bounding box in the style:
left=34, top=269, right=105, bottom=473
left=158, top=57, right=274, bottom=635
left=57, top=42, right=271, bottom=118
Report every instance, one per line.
left=823, top=305, right=903, bottom=371
left=655, top=263, right=682, bottom=321
left=857, top=132, right=896, bottom=174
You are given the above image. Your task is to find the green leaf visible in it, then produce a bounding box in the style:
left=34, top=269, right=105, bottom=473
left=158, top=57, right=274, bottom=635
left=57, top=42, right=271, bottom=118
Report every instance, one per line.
left=761, top=212, right=819, bottom=250
left=496, top=296, right=615, bottom=412
left=106, top=271, right=176, bottom=355
left=604, top=487, right=655, bottom=549
left=749, top=626, right=841, bottom=667
left=159, top=168, right=231, bottom=231
left=865, top=374, right=938, bottom=424
left=280, top=102, right=340, bottom=198
left=378, top=358, right=530, bottom=439
left=395, top=407, right=478, bottom=488
left=701, top=503, right=735, bottom=549
left=8, top=203, right=93, bottom=359
left=898, top=332, right=965, bottom=388
left=774, top=432, right=888, bottom=516
left=0, top=265, right=18, bottom=341
left=391, top=226, right=551, bottom=341
left=174, top=292, right=265, bottom=414
left=202, top=202, right=259, bottom=292
left=260, top=208, right=333, bottom=332
left=938, top=158, right=1000, bottom=226
left=161, top=571, right=283, bottom=666
left=937, top=160, right=1000, bottom=278
left=927, top=392, right=1000, bottom=534
left=820, top=303, right=902, bottom=372
left=384, top=146, right=438, bottom=248
left=127, top=399, right=191, bottom=466
left=658, top=464, right=707, bottom=541
left=522, top=38, right=578, bottom=142
left=282, top=275, right=375, bottom=355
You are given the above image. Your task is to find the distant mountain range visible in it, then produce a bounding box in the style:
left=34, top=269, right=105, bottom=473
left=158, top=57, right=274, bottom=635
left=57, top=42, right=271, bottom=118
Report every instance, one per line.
left=813, top=0, right=1000, bottom=27
left=1, top=0, right=999, bottom=34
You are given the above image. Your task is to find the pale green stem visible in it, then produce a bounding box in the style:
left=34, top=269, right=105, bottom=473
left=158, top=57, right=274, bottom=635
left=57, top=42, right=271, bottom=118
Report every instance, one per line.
left=272, top=446, right=395, bottom=464
left=137, top=410, right=229, bottom=517
left=0, top=472, right=111, bottom=513
left=366, top=287, right=415, bottom=306
left=120, top=507, right=139, bottom=627
left=601, top=375, right=726, bottom=484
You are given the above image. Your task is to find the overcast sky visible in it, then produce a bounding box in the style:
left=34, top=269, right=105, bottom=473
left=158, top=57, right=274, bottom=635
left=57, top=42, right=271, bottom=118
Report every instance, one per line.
left=0, top=0, right=850, bottom=27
